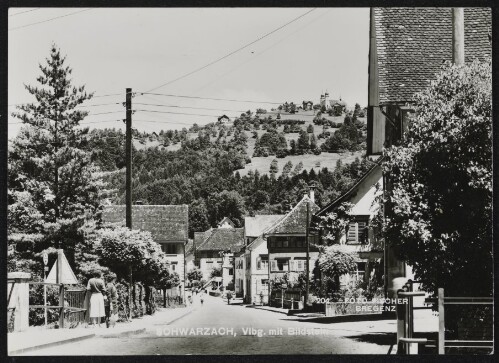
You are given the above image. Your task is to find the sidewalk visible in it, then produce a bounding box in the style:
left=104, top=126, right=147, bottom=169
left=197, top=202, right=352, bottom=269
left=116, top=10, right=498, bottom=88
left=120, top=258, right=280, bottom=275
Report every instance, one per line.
left=8, top=306, right=194, bottom=355
left=247, top=304, right=290, bottom=315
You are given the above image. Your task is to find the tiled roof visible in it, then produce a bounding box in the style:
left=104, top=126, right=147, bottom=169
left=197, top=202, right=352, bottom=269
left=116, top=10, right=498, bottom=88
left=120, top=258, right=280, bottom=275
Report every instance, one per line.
left=244, top=215, right=285, bottom=238
left=374, top=7, right=491, bottom=104
left=197, top=228, right=245, bottom=252
left=265, top=195, right=320, bottom=235
left=102, top=205, right=188, bottom=243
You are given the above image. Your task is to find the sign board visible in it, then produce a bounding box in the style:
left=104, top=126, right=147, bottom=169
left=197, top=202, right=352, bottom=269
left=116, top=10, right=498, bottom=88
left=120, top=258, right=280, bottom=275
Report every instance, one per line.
left=42, top=252, right=48, bottom=265
left=45, top=251, right=79, bottom=284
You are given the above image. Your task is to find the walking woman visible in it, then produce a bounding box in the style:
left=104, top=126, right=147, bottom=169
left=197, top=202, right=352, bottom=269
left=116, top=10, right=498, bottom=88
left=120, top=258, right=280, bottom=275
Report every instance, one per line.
left=87, top=271, right=106, bottom=327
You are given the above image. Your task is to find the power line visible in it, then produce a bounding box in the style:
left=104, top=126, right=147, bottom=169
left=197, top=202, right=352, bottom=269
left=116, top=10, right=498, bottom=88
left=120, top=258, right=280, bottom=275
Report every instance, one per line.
left=191, top=9, right=332, bottom=96
left=144, top=8, right=316, bottom=93
left=134, top=109, right=228, bottom=118
left=133, top=102, right=247, bottom=113
left=8, top=93, right=123, bottom=107
left=9, top=8, right=93, bottom=31
left=138, top=92, right=282, bottom=105
left=9, top=8, right=41, bottom=17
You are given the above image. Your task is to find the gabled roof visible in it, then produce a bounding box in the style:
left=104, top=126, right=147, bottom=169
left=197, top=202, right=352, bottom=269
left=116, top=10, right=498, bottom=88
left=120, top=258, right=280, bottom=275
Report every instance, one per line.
left=244, top=215, right=285, bottom=238
left=197, top=228, right=245, bottom=252
left=218, top=114, right=230, bottom=121
left=373, top=8, right=491, bottom=104
left=315, top=160, right=382, bottom=218
left=265, top=195, right=320, bottom=235
left=218, top=217, right=235, bottom=228
left=102, top=205, right=188, bottom=242
left=330, top=99, right=346, bottom=107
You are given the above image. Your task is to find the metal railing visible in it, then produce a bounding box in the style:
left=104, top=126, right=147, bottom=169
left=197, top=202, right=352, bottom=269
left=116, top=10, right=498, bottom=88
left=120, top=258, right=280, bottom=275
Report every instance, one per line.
left=396, top=281, right=493, bottom=355
left=436, top=288, right=493, bottom=354
left=28, top=282, right=87, bottom=328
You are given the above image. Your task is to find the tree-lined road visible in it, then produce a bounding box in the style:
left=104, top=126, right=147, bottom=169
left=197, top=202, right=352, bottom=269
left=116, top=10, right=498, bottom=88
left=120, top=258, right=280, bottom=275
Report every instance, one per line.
left=25, top=294, right=396, bottom=355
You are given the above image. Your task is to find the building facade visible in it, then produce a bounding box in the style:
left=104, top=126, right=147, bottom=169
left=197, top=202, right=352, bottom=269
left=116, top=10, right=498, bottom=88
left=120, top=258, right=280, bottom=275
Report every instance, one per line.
left=102, top=204, right=189, bottom=299
left=265, top=195, right=321, bottom=299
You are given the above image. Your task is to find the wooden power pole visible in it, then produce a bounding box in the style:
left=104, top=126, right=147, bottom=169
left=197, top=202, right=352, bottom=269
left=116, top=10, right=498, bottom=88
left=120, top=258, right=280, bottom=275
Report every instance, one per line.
left=125, top=88, right=133, bottom=320
left=126, top=88, right=133, bottom=228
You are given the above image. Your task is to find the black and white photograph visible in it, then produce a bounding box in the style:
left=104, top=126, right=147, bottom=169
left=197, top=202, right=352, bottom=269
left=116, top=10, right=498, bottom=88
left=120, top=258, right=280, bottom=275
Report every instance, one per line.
left=4, top=4, right=494, bottom=357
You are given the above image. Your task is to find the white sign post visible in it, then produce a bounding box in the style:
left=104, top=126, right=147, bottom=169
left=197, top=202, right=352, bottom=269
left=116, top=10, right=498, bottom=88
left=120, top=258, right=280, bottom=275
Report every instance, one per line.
left=42, top=252, right=48, bottom=327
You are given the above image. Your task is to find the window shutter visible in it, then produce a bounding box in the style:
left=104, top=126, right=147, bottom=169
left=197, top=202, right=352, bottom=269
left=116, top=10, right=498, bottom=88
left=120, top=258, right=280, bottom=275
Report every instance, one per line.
left=271, top=260, right=278, bottom=272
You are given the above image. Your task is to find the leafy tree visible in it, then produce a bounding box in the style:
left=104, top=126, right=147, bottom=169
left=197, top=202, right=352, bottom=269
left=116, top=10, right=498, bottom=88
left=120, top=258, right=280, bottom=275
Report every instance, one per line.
left=207, top=191, right=246, bottom=227
left=291, top=161, right=303, bottom=177
left=250, top=190, right=270, bottom=211
left=310, top=134, right=318, bottom=150
left=307, top=124, right=314, bottom=133
left=318, top=247, right=357, bottom=291
left=289, top=139, right=297, bottom=155
left=187, top=267, right=203, bottom=283
left=281, top=161, right=293, bottom=178
left=297, top=130, right=310, bottom=153
left=269, top=159, right=278, bottom=176
left=188, top=199, right=210, bottom=238
left=381, top=59, right=492, bottom=297
left=210, top=265, right=222, bottom=278
left=8, top=45, right=105, bottom=274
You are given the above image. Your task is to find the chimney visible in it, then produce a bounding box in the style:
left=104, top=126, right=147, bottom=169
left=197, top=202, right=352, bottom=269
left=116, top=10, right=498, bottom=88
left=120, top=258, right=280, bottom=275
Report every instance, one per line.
left=452, top=8, right=465, bottom=65
left=308, top=182, right=316, bottom=203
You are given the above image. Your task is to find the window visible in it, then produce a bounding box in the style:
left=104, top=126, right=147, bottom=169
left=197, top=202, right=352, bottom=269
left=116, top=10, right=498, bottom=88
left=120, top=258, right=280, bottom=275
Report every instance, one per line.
left=257, top=255, right=268, bottom=270
left=270, top=260, right=278, bottom=272
left=356, top=262, right=366, bottom=280
left=161, top=244, right=178, bottom=254
left=347, top=220, right=368, bottom=244
left=261, top=279, right=269, bottom=286
left=206, top=261, right=213, bottom=269
left=170, top=262, right=178, bottom=272
left=276, top=259, right=289, bottom=272
left=229, top=268, right=233, bottom=276
left=294, top=259, right=305, bottom=271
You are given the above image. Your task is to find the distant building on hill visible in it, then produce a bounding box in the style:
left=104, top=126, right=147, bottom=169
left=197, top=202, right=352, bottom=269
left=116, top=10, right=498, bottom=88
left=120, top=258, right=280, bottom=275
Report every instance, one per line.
left=302, top=101, right=314, bottom=111
left=218, top=115, right=230, bottom=123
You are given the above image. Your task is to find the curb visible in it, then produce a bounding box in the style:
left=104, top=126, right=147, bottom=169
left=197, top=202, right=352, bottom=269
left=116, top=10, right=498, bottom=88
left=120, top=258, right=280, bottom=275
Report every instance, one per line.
left=8, top=333, right=96, bottom=356
left=165, top=308, right=195, bottom=325
left=251, top=306, right=289, bottom=316
left=99, top=328, right=146, bottom=338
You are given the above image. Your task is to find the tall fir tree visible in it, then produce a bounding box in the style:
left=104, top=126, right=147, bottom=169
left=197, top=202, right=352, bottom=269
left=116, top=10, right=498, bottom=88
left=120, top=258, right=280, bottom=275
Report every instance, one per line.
left=8, top=45, right=106, bottom=276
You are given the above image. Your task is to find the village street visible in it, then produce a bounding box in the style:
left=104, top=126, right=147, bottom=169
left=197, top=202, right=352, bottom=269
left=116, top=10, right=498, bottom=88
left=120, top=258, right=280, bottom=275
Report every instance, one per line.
left=22, top=294, right=398, bottom=355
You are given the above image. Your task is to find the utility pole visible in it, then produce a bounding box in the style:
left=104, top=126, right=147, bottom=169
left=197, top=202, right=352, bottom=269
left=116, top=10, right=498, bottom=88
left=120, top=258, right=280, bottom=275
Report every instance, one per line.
left=125, top=88, right=133, bottom=320
left=305, top=198, right=310, bottom=307
left=126, top=88, right=133, bottom=228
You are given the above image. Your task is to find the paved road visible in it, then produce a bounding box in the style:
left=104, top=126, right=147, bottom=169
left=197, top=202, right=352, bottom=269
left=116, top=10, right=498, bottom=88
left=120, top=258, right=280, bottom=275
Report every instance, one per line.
left=24, top=294, right=398, bottom=355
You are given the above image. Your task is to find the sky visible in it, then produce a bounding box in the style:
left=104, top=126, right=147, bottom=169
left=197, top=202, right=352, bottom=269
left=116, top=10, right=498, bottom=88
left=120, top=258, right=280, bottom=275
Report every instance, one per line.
left=8, top=7, right=370, bottom=138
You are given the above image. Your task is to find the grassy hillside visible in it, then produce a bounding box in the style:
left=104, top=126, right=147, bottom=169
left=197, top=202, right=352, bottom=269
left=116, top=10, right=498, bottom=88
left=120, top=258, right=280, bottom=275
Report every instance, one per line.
left=133, top=110, right=367, bottom=174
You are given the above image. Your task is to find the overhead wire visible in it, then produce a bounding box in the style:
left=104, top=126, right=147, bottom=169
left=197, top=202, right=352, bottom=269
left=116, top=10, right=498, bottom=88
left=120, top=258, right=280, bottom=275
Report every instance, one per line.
left=9, top=8, right=93, bottom=31
left=9, top=8, right=41, bottom=17
left=144, top=8, right=316, bottom=93
left=138, top=92, right=283, bottom=105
